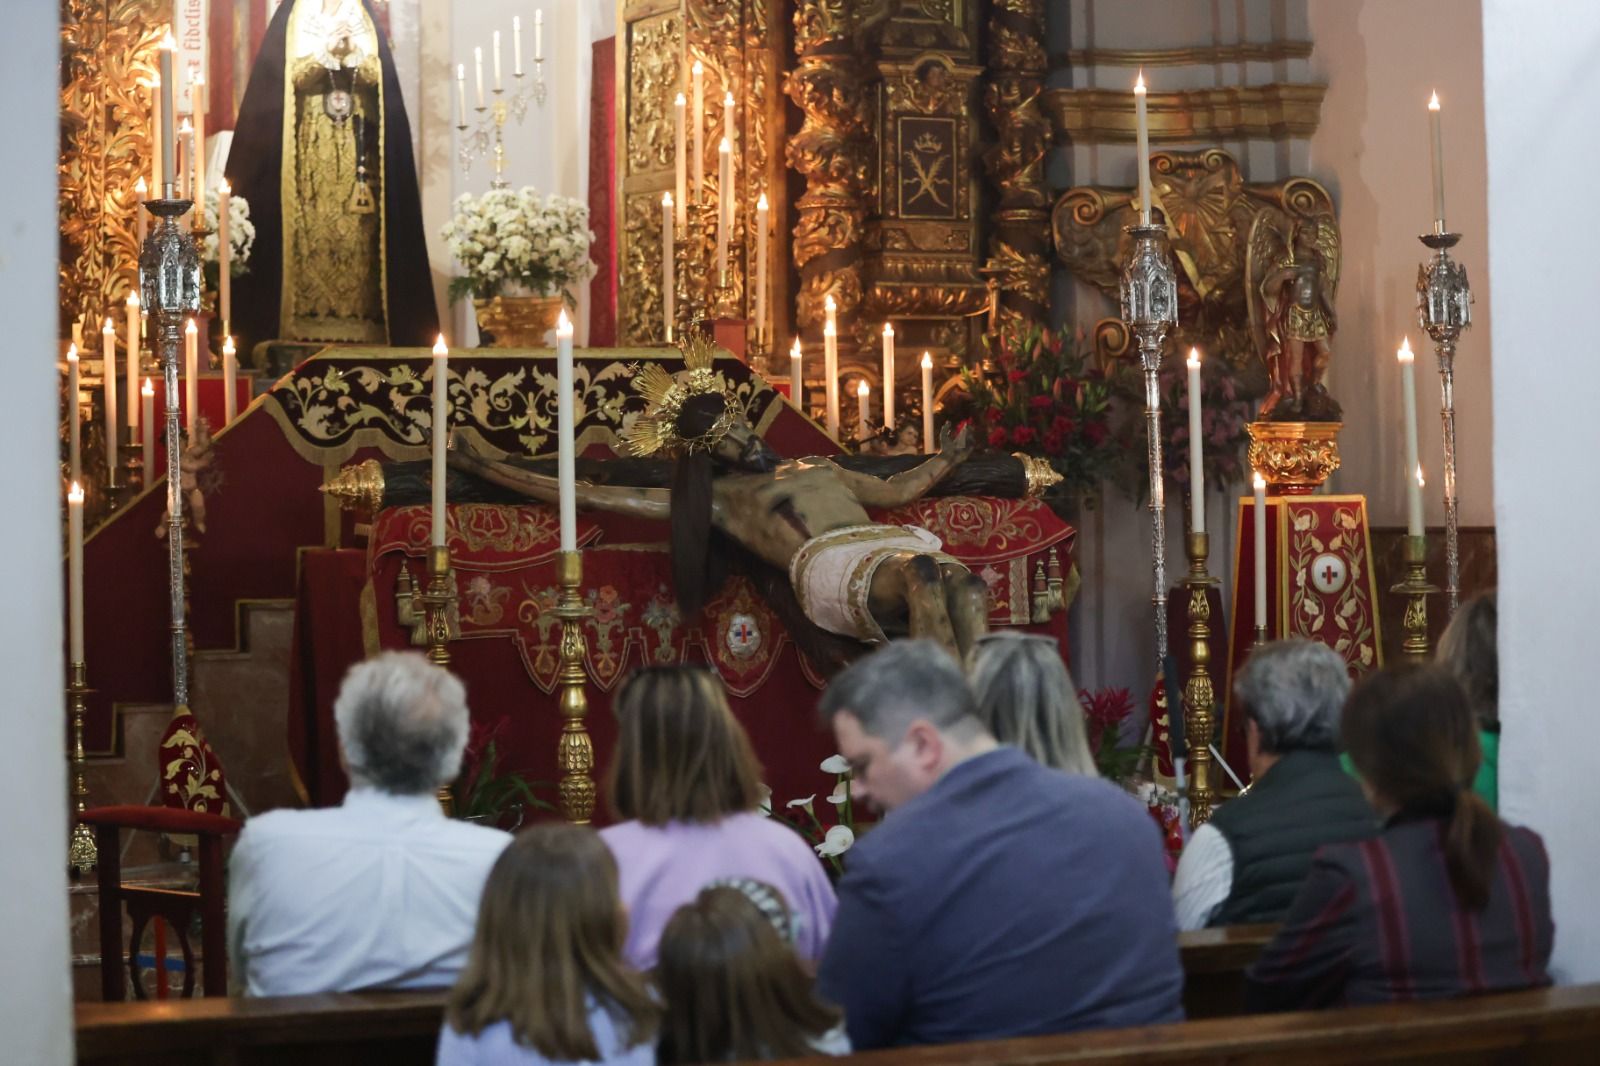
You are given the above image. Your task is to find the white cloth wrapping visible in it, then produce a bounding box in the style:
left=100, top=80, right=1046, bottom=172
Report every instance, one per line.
left=788, top=524, right=959, bottom=641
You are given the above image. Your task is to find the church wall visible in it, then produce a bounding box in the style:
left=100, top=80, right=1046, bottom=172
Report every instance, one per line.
left=5, top=3, right=73, bottom=1059
left=1483, top=0, right=1600, bottom=985
left=1307, top=0, right=1495, bottom=530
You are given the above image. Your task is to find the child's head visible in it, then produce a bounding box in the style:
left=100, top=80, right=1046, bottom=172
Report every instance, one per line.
left=447, top=824, right=657, bottom=1057
left=655, top=882, right=841, bottom=1064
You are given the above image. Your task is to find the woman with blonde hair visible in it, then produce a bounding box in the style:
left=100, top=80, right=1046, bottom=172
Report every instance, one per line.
left=967, top=631, right=1098, bottom=776
left=438, top=824, right=658, bottom=1065
left=600, top=665, right=836, bottom=969
left=656, top=883, right=849, bottom=1063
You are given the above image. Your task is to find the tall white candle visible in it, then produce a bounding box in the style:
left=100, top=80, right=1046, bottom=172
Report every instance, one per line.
left=474, top=47, right=485, bottom=109
left=184, top=318, right=198, bottom=435
left=1428, top=91, right=1446, bottom=231
left=722, top=89, right=735, bottom=144
left=150, top=76, right=164, bottom=194
left=455, top=64, right=467, bottom=126
left=1186, top=347, right=1204, bottom=535
left=716, top=137, right=732, bottom=280
left=674, top=93, right=688, bottom=227
left=222, top=336, right=237, bottom=425
left=556, top=311, right=577, bottom=552
left=159, top=34, right=177, bottom=193
left=141, top=378, right=154, bottom=481
left=126, top=292, right=141, bottom=432
left=921, top=352, right=935, bottom=454
left=431, top=335, right=450, bottom=547
left=690, top=60, right=704, bottom=204
left=189, top=67, right=205, bottom=208
left=66, top=345, right=81, bottom=484
left=1412, top=466, right=1427, bottom=539
left=823, top=295, right=839, bottom=438
left=68, top=482, right=84, bottom=663
left=218, top=180, right=231, bottom=333
left=492, top=30, right=503, bottom=91
left=755, top=193, right=770, bottom=341
left=534, top=9, right=543, bottom=61
left=1134, top=71, right=1152, bottom=226
left=1398, top=337, right=1424, bottom=536
left=881, top=322, right=896, bottom=428
left=661, top=193, right=675, bottom=340
left=177, top=118, right=192, bottom=203
left=102, top=318, right=118, bottom=474
left=1253, top=473, right=1268, bottom=633
left=856, top=380, right=870, bottom=438
left=790, top=336, right=803, bottom=405
left=513, top=15, right=523, bottom=76
left=135, top=176, right=149, bottom=245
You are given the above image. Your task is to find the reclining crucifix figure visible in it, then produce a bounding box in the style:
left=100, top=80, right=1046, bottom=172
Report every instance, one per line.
left=448, top=342, right=989, bottom=660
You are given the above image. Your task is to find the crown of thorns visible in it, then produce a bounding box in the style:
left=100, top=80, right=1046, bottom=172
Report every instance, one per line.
left=620, top=332, right=739, bottom=458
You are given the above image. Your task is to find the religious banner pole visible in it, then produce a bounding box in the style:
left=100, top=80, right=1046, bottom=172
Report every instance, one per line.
left=1417, top=229, right=1472, bottom=617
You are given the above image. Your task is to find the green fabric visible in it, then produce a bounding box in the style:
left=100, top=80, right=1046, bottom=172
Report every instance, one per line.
left=1337, top=728, right=1500, bottom=812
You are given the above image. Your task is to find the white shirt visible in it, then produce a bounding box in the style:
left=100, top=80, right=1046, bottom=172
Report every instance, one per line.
left=1170, top=822, right=1235, bottom=931
left=228, top=787, right=511, bottom=996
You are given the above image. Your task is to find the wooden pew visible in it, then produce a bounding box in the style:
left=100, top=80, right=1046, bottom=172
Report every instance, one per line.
left=1176, top=922, right=1276, bottom=1018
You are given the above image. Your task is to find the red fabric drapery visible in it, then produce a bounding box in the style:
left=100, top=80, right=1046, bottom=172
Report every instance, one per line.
left=588, top=37, right=618, bottom=346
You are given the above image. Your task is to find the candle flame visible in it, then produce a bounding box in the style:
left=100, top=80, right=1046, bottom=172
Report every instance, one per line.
left=1397, top=336, right=1414, bottom=363
left=719, top=136, right=731, bottom=153
left=127, top=291, right=140, bottom=307
left=185, top=317, right=197, bottom=334
left=219, top=179, right=229, bottom=194
left=67, top=344, right=77, bottom=361
left=823, top=321, right=836, bottom=337
left=1187, top=346, right=1200, bottom=368
left=921, top=351, right=933, bottom=370
left=662, top=191, right=673, bottom=206
left=1416, top=464, right=1425, bottom=488
left=1135, top=69, right=1146, bottom=92
left=692, top=59, right=703, bottom=75
left=457, top=63, right=465, bottom=80
left=757, top=192, right=768, bottom=210
left=791, top=337, right=802, bottom=357
left=134, top=176, right=147, bottom=194
left=103, top=317, right=114, bottom=332
left=883, top=322, right=894, bottom=337
left=557, top=309, right=573, bottom=336
left=675, top=91, right=686, bottom=105
left=68, top=482, right=84, bottom=504
left=142, top=377, right=154, bottom=396
left=1253, top=472, right=1266, bottom=490
left=223, top=336, right=235, bottom=355
left=433, top=334, right=448, bottom=355
left=179, top=117, right=192, bottom=134
left=1429, top=91, right=1440, bottom=111
left=824, top=294, right=836, bottom=312
left=161, top=31, right=176, bottom=51
left=857, top=380, right=870, bottom=396
left=724, top=91, right=735, bottom=106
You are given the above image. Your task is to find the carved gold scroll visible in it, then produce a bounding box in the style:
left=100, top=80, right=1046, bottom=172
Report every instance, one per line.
left=981, top=0, right=1049, bottom=336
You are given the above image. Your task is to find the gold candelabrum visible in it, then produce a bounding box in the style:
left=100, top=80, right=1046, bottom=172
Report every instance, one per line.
left=418, top=544, right=460, bottom=815
left=1392, top=533, right=1437, bottom=663
left=552, top=550, right=595, bottom=824
left=67, top=661, right=97, bottom=874
left=673, top=199, right=714, bottom=342
left=457, top=65, right=545, bottom=182
left=1182, top=530, right=1218, bottom=828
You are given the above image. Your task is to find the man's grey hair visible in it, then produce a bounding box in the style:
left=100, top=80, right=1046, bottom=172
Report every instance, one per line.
left=967, top=632, right=1098, bottom=777
left=1234, top=639, right=1351, bottom=754
left=818, top=639, right=984, bottom=743
left=334, top=651, right=471, bottom=794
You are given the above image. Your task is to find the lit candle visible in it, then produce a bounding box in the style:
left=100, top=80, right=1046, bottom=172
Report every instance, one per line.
left=66, top=345, right=81, bottom=484
left=691, top=60, right=704, bottom=204
left=474, top=46, right=485, bottom=109
left=492, top=30, right=503, bottom=91
left=1398, top=337, right=1424, bottom=537
left=218, top=180, right=231, bottom=334
left=755, top=193, right=769, bottom=343
left=534, top=8, right=543, bottom=61
left=159, top=34, right=176, bottom=193
left=823, top=295, right=839, bottom=438
left=102, top=318, right=118, bottom=474
left=857, top=380, right=870, bottom=439
left=513, top=15, right=523, bottom=76
left=1186, top=347, right=1204, bottom=535
left=141, top=378, right=154, bottom=480
left=716, top=137, right=732, bottom=280
left=790, top=336, right=803, bottom=405
left=722, top=89, right=735, bottom=144
left=189, top=66, right=205, bottom=208
left=921, top=352, right=935, bottom=454
left=67, top=482, right=84, bottom=663
left=176, top=118, right=192, bottom=204
left=661, top=193, right=675, bottom=341
left=1253, top=473, right=1268, bottom=634
left=1411, top=466, right=1427, bottom=539
left=222, top=336, right=237, bottom=425
left=555, top=311, right=577, bottom=553
left=1428, top=91, right=1446, bottom=231
left=1134, top=70, right=1152, bottom=226
left=431, top=336, right=450, bottom=547
left=673, top=93, right=687, bottom=227
left=881, top=322, right=896, bottom=428
left=135, top=176, right=148, bottom=245
left=455, top=64, right=467, bottom=126
left=184, top=318, right=198, bottom=435
left=150, top=76, right=164, bottom=194
left=125, top=292, right=141, bottom=433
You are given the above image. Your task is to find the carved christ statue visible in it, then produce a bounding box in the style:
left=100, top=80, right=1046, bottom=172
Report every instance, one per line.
left=448, top=339, right=990, bottom=659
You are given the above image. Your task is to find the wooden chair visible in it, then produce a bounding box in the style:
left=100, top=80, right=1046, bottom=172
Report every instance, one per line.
left=79, top=805, right=243, bottom=1000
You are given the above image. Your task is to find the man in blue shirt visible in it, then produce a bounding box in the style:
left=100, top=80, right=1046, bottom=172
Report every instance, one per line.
left=816, top=639, right=1184, bottom=1049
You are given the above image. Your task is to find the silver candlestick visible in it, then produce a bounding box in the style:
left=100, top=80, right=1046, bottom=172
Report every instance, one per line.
left=139, top=190, right=201, bottom=710
left=458, top=67, right=545, bottom=178
left=1120, top=223, right=1179, bottom=666
left=1417, top=229, right=1473, bottom=617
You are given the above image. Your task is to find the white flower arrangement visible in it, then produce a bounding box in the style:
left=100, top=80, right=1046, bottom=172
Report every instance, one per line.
left=441, top=187, right=596, bottom=304
left=198, top=188, right=254, bottom=275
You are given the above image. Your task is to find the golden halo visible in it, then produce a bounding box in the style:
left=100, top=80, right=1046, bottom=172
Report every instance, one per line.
left=620, top=331, right=740, bottom=458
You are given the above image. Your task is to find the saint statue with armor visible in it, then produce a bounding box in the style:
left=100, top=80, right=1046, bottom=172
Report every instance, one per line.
left=1247, top=214, right=1341, bottom=421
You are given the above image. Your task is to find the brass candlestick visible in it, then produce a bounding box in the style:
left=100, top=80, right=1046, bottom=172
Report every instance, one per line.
left=1253, top=624, right=1268, bottom=649
left=67, top=661, right=97, bottom=874
left=552, top=550, right=595, bottom=824
left=1182, top=531, right=1218, bottom=827
left=1392, top=534, right=1437, bottom=663
left=419, top=545, right=459, bottom=667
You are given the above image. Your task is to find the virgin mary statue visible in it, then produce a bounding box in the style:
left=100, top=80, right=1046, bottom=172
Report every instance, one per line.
left=225, top=0, right=438, bottom=355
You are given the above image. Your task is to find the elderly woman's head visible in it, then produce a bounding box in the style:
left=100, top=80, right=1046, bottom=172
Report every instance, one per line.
left=334, top=651, right=470, bottom=795
left=966, top=632, right=1097, bottom=776
left=608, top=665, right=763, bottom=825
left=1234, top=640, right=1350, bottom=764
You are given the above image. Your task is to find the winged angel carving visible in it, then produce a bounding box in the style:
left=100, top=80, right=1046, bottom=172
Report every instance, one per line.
left=1246, top=212, right=1342, bottom=421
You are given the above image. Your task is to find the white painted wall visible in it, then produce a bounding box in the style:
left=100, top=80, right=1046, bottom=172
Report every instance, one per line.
left=3, top=2, right=72, bottom=1060
left=1483, top=0, right=1600, bottom=984
left=1308, top=0, right=1493, bottom=528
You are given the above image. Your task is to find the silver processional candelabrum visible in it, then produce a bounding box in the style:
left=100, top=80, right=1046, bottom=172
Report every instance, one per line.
left=1417, top=227, right=1473, bottom=617
left=139, top=187, right=201, bottom=711
left=1120, top=223, right=1180, bottom=667
left=458, top=63, right=547, bottom=183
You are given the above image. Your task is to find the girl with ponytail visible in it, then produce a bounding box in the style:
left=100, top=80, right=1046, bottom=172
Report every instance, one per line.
left=1247, top=666, right=1552, bottom=1011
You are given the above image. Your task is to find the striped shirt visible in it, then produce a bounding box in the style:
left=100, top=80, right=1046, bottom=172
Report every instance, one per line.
left=1246, top=813, right=1553, bottom=1011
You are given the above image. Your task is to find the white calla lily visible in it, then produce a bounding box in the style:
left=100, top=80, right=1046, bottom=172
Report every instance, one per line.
left=827, top=785, right=849, bottom=807
left=786, top=794, right=816, bottom=814
left=814, top=825, right=855, bottom=858
left=820, top=755, right=851, bottom=774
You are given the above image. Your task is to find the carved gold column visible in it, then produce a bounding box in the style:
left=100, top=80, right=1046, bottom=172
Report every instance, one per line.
left=982, top=0, right=1051, bottom=337
left=1182, top=531, right=1217, bottom=827
left=553, top=550, right=596, bottom=823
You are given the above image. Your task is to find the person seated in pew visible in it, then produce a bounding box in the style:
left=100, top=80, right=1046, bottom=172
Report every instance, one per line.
left=967, top=631, right=1098, bottom=776
left=437, top=824, right=659, bottom=1066
left=816, top=640, right=1184, bottom=1049
left=1172, top=640, right=1377, bottom=930
left=1247, top=666, right=1553, bottom=1010
left=655, top=881, right=850, bottom=1062
left=600, top=665, right=837, bottom=970
left=227, top=652, right=511, bottom=995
